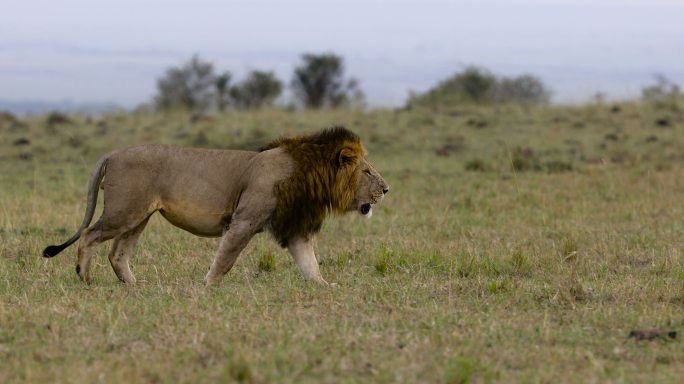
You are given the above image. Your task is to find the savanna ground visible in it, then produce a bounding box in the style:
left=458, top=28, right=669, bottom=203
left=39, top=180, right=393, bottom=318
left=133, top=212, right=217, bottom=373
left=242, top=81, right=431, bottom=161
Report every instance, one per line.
left=1, top=101, right=684, bottom=383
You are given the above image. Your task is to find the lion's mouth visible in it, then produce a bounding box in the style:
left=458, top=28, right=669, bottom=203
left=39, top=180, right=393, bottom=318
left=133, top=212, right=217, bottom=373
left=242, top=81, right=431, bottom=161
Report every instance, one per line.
left=360, top=203, right=372, bottom=216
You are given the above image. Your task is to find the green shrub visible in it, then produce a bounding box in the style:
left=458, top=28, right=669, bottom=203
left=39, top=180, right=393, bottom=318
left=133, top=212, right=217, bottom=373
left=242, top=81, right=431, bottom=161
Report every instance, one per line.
left=257, top=251, right=276, bottom=272
left=444, top=357, right=476, bottom=384
left=465, top=158, right=488, bottom=172
left=545, top=160, right=573, bottom=173
left=408, top=66, right=550, bottom=108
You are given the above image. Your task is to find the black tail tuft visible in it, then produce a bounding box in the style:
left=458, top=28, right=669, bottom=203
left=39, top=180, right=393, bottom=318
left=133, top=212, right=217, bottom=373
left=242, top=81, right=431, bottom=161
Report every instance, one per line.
left=43, top=245, right=65, bottom=258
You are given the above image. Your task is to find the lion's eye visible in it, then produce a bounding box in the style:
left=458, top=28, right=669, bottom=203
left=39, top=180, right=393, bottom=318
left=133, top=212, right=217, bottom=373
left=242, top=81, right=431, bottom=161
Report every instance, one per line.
left=364, top=170, right=372, bottom=176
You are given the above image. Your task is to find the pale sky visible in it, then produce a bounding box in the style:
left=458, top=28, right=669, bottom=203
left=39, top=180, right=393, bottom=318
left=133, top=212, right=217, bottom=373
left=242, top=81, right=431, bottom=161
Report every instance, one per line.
left=1, top=0, right=682, bottom=107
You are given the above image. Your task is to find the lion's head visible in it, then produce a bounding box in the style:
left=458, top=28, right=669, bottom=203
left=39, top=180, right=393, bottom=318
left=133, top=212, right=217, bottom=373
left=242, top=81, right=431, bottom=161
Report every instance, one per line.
left=349, top=157, right=388, bottom=218
left=262, top=127, right=388, bottom=247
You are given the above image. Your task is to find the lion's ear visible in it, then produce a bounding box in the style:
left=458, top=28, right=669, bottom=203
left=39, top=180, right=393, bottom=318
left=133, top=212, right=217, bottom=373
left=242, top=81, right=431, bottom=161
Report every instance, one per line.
left=338, top=147, right=359, bottom=167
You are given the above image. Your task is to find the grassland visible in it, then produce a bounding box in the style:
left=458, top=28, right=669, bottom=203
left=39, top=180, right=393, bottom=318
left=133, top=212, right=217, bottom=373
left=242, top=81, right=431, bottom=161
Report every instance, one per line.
left=1, top=100, right=684, bottom=382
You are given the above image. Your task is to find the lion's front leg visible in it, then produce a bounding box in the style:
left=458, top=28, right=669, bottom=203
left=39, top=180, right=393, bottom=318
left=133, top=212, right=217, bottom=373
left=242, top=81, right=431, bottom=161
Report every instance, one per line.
left=205, top=219, right=260, bottom=286
left=287, top=236, right=328, bottom=285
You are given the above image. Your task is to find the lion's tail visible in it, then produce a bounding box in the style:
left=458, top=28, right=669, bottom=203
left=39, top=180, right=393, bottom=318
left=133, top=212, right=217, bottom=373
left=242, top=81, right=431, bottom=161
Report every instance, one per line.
left=42, top=154, right=110, bottom=258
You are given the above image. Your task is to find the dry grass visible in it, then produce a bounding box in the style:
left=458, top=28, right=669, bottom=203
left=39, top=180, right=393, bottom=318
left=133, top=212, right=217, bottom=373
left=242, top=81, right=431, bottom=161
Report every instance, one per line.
left=1, top=101, right=684, bottom=382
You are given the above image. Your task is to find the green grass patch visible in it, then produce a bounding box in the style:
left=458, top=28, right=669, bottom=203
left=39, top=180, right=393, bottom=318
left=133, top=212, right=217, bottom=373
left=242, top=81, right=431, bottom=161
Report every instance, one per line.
left=257, top=250, right=277, bottom=272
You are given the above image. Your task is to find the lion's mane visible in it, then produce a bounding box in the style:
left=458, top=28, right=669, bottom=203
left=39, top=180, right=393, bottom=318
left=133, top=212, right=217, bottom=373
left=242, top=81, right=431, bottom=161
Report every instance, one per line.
left=261, top=126, right=364, bottom=247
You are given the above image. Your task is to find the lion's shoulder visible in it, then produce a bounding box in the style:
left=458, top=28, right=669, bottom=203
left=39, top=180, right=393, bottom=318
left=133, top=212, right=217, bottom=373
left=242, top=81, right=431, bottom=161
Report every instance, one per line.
left=245, top=147, right=295, bottom=187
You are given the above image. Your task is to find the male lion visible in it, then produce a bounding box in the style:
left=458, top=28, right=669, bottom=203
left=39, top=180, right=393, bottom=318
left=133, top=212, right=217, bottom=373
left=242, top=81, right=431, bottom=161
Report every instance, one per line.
left=42, top=127, right=388, bottom=285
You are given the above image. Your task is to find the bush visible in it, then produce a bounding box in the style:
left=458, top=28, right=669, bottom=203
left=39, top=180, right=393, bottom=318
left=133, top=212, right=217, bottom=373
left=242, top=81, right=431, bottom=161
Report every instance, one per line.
left=409, top=66, right=496, bottom=107
left=154, top=55, right=216, bottom=113
left=229, top=71, right=283, bottom=110
left=642, top=75, right=682, bottom=109
left=510, top=148, right=541, bottom=172
left=46, top=112, right=72, bottom=126
left=257, top=251, right=276, bottom=272
left=408, top=66, right=550, bottom=108
left=0, top=111, right=18, bottom=126
left=495, top=74, right=550, bottom=105
left=291, top=53, right=363, bottom=109
left=464, top=159, right=488, bottom=172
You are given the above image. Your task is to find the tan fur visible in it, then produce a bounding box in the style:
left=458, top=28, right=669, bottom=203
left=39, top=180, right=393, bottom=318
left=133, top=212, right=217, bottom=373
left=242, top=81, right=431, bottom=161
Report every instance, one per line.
left=43, top=127, right=389, bottom=285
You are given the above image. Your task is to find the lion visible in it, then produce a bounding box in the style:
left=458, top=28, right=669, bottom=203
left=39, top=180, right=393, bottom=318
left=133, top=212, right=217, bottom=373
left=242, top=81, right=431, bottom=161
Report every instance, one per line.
left=42, top=127, right=389, bottom=286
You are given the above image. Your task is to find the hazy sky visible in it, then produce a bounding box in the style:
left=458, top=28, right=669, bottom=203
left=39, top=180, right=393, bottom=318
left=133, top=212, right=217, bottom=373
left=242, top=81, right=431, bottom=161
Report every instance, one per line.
left=1, top=0, right=682, bottom=107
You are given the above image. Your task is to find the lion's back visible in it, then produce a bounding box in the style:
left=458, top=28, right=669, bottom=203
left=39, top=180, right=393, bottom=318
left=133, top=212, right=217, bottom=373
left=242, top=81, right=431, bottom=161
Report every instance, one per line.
left=108, top=144, right=257, bottom=181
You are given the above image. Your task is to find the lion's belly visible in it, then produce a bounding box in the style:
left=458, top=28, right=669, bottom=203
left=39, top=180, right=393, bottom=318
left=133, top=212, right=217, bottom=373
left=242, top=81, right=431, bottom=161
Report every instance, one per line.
left=158, top=201, right=227, bottom=237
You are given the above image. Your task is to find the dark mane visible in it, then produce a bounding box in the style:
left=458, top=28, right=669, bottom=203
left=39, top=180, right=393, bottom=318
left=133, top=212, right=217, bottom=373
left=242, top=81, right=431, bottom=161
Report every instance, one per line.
left=260, top=126, right=360, bottom=152
left=263, top=127, right=363, bottom=247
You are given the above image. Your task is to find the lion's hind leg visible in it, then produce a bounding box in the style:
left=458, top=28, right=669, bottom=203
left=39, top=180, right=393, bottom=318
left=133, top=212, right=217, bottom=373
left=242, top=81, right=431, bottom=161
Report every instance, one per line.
left=77, top=213, right=152, bottom=284
left=76, top=219, right=106, bottom=283
left=108, top=216, right=150, bottom=284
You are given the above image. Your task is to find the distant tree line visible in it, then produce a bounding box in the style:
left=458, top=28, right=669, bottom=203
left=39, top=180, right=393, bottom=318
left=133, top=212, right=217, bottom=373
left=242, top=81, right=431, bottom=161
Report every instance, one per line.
left=161, top=58, right=661, bottom=112
left=407, top=66, right=551, bottom=108
left=154, top=53, right=363, bottom=112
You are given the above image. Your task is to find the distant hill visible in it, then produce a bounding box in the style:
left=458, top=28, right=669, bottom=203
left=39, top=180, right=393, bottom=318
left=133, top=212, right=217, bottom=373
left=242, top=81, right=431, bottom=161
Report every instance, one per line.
left=0, top=99, right=123, bottom=115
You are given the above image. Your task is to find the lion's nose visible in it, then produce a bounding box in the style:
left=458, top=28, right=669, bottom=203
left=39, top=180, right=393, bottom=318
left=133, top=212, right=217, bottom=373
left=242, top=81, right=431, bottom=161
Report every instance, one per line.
left=382, top=187, right=389, bottom=195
